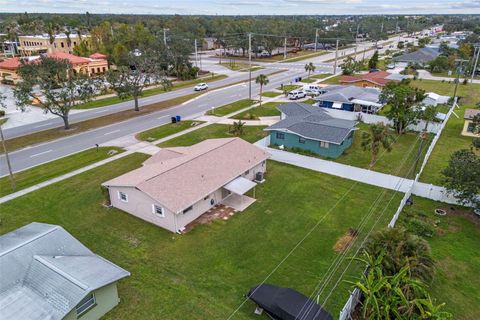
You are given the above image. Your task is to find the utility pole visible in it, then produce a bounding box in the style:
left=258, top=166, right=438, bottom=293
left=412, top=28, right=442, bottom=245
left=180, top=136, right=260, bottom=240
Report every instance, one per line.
left=453, top=59, right=469, bottom=101
left=0, top=125, right=15, bottom=192
left=314, top=28, right=319, bottom=52
left=284, top=36, right=287, bottom=60
left=471, top=44, right=480, bottom=82
left=194, top=39, right=198, bottom=68
left=333, top=39, right=339, bottom=74
left=248, top=32, right=252, bottom=100
left=354, top=24, right=359, bottom=61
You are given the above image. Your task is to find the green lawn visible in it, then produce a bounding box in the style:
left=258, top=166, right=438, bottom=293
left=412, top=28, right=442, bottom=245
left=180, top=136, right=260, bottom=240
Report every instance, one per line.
left=205, top=99, right=256, bottom=116
left=0, top=153, right=402, bottom=319
left=409, top=80, right=480, bottom=185
left=398, top=197, right=480, bottom=320
left=312, top=73, right=333, bottom=79
left=336, top=124, right=432, bottom=178
left=301, top=77, right=317, bottom=83
left=135, top=120, right=205, bottom=142
left=0, top=147, right=123, bottom=197
left=276, top=84, right=301, bottom=92
left=320, top=75, right=342, bottom=84
left=261, top=91, right=282, bottom=98
left=76, top=74, right=227, bottom=110
left=158, top=124, right=268, bottom=148
left=232, top=102, right=282, bottom=120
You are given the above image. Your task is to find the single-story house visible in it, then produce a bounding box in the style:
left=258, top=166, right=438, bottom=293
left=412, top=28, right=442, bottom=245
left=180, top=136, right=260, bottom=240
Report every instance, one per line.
left=392, top=47, right=441, bottom=66
left=340, top=71, right=406, bottom=88
left=0, top=222, right=130, bottom=320
left=314, top=85, right=383, bottom=113
left=103, top=138, right=270, bottom=233
left=0, top=52, right=108, bottom=84
left=462, top=108, right=480, bottom=137
left=202, top=37, right=221, bottom=50
left=265, top=102, right=357, bottom=158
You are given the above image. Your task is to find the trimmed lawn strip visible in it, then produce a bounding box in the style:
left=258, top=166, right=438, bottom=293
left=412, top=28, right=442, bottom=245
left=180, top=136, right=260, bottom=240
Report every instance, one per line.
left=261, top=91, right=282, bottom=98
left=276, top=84, right=301, bottom=92
left=232, top=102, right=282, bottom=120
left=409, top=80, right=480, bottom=185
left=0, top=155, right=401, bottom=319
left=280, top=50, right=329, bottom=63
left=4, top=93, right=200, bottom=153
left=205, top=99, right=256, bottom=116
left=158, top=124, right=267, bottom=148
left=398, top=197, right=480, bottom=320
left=312, top=73, right=333, bottom=79
left=0, top=146, right=124, bottom=197
left=75, top=74, right=227, bottom=110
left=320, top=75, right=342, bottom=84
left=135, top=120, right=205, bottom=142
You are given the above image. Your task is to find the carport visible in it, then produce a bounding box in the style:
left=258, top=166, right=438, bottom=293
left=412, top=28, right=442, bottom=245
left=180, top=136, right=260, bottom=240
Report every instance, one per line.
left=221, top=177, right=257, bottom=211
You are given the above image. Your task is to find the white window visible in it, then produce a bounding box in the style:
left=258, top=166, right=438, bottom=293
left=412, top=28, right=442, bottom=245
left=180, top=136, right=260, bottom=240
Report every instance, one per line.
left=320, top=141, right=329, bottom=148
left=152, top=204, right=165, bottom=217
left=76, top=293, right=96, bottom=317
left=118, top=191, right=128, bottom=202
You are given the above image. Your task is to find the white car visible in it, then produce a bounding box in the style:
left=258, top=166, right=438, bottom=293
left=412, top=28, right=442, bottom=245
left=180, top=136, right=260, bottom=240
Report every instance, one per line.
left=288, top=90, right=307, bottom=100
left=194, top=83, right=208, bottom=91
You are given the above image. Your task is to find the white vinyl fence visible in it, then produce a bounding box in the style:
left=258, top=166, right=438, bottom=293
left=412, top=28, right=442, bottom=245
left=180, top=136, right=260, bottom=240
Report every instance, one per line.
left=338, top=101, right=458, bottom=320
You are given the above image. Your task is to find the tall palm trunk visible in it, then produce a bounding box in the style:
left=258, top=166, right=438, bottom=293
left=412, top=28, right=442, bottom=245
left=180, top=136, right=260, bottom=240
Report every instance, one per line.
left=0, top=125, right=15, bottom=191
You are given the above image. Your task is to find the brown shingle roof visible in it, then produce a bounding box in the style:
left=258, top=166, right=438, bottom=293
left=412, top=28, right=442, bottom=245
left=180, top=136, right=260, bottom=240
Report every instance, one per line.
left=464, top=109, right=480, bottom=120
left=103, top=138, right=270, bottom=213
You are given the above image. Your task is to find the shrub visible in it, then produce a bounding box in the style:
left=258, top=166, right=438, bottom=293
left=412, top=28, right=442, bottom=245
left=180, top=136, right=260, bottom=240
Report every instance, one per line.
left=406, top=218, right=436, bottom=237
left=0, top=110, right=5, bottom=117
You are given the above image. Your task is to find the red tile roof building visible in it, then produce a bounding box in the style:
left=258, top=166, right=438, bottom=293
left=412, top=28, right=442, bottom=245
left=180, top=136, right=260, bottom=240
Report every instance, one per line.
left=0, top=52, right=108, bottom=84
left=340, top=71, right=401, bottom=88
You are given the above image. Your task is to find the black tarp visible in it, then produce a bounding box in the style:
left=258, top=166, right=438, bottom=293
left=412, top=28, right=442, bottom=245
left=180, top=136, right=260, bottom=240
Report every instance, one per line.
left=247, top=284, right=333, bottom=320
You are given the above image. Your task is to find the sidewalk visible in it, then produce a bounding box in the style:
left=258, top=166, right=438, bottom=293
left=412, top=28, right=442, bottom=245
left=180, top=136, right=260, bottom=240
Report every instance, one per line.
left=414, top=69, right=480, bottom=84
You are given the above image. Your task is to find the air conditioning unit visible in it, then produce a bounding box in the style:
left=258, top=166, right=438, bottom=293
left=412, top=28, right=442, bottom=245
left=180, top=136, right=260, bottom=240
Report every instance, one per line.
left=255, top=172, right=265, bottom=183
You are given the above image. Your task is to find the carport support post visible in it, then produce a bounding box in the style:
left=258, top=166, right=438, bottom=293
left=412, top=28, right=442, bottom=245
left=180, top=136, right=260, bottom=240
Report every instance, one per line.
left=334, top=39, right=339, bottom=74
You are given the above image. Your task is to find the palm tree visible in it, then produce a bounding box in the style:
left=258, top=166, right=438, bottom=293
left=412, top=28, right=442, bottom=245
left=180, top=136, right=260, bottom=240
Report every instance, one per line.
left=65, top=29, right=72, bottom=49
left=46, top=23, right=58, bottom=45
left=304, top=62, right=316, bottom=76
left=361, top=123, right=394, bottom=167
left=229, top=120, right=245, bottom=136
left=255, top=74, right=269, bottom=107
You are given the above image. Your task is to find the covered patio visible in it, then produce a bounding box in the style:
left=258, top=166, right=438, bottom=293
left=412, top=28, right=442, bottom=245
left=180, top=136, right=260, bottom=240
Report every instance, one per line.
left=221, top=176, right=258, bottom=211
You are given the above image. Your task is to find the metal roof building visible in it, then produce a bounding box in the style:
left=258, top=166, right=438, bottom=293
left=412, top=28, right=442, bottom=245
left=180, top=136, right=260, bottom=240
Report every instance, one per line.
left=0, top=222, right=130, bottom=320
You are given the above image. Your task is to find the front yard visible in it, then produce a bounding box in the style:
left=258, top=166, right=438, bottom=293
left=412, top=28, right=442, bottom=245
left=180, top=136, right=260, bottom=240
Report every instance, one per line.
left=398, top=197, right=480, bottom=320
left=158, top=124, right=268, bottom=148
left=136, top=120, right=204, bottom=142
left=0, top=154, right=402, bottom=319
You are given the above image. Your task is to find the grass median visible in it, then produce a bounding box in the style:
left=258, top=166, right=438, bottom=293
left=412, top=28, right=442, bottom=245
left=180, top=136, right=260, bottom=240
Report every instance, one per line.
left=135, top=120, right=205, bottom=142
left=4, top=93, right=201, bottom=153
left=0, top=146, right=124, bottom=197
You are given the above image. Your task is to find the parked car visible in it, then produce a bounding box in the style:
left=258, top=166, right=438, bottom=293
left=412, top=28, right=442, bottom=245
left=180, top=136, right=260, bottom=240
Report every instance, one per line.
left=194, top=83, right=208, bottom=91
left=288, top=90, right=307, bottom=100
left=259, top=50, right=271, bottom=57
left=303, top=84, right=322, bottom=96
left=387, top=63, right=396, bottom=69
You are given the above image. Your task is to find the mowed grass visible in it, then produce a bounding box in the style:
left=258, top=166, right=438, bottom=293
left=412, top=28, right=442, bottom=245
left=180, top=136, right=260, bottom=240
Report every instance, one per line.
left=409, top=80, right=480, bottom=185
left=336, top=124, right=432, bottom=178
left=205, top=99, right=256, bottom=116
left=276, top=84, right=301, bottom=92
left=135, top=120, right=205, bottom=142
left=75, top=74, right=227, bottom=110
left=158, top=124, right=268, bottom=148
left=232, top=102, right=282, bottom=120
left=312, top=73, right=333, bottom=79
left=261, top=91, right=282, bottom=98
left=398, top=197, right=480, bottom=320
left=0, top=147, right=123, bottom=197
left=0, top=155, right=402, bottom=319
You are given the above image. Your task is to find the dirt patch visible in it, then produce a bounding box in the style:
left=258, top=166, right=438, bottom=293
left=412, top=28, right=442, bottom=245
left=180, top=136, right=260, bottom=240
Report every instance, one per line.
left=333, top=228, right=359, bottom=253
left=183, top=204, right=236, bottom=233
left=439, top=207, right=480, bottom=227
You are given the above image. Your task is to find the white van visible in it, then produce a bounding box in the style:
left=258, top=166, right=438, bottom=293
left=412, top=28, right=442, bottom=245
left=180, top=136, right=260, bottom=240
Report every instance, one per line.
left=302, top=84, right=322, bottom=96
left=288, top=90, right=307, bottom=100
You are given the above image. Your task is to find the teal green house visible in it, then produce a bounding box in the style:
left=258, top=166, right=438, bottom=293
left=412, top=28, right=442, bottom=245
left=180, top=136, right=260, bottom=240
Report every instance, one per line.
left=265, top=103, right=357, bottom=159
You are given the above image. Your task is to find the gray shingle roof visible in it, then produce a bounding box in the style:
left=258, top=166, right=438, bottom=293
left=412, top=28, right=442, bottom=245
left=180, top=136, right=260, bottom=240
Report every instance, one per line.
left=0, top=222, right=130, bottom=320
left=314, top=85, right=381, bottom=105
left=266, top=103, right=356, bottom=144
left=393, top=47, right=441, bottom=64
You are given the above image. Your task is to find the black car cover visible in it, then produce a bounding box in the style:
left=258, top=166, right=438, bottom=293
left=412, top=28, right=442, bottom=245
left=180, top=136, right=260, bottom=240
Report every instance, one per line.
left=247, top=284, right=333, bottom=320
